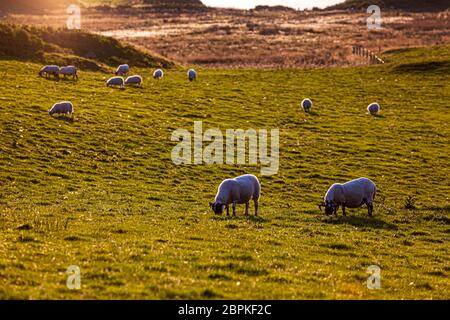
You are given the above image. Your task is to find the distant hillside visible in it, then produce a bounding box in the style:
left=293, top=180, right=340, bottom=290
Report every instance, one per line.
left=0, top=0, right=77, bottom=13
left=0, top=0, right=206, bottom=13
left=142, top=0, right=205, bottom=10
left=327, top=0, right=450, bottom=12
left=0, top=24, right=175, bottom=70
left=252, top=5, right=296, bottom=12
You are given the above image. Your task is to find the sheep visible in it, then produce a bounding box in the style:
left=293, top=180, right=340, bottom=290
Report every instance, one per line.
left=153, top=69, right=164, bottom=79
left=188, top=68, right=197, bottom=81
left=209, top=174, right=261, bottom=216
left=106, top=76, right=125, bottom=88
left=59, top=66, right=78, bottom=80
left=319, top=177, right=376, bottom=217
left=115, top=64, right=129, bottom=76
left=48, top=101, right=74, bottom=117
left=39, top=65, right=60, bottom=78
left=367, top=102, right=381, bottom=115
left=124, top=75, right=142, bottom=86
left=301, top=98, right=313, bottom=112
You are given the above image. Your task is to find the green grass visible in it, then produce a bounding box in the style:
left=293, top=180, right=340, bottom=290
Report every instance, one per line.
left=0, top=45, right=449, bottom=299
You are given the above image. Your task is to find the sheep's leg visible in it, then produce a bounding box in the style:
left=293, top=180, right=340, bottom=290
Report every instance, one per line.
left=232, top=201, right=237, bottom=216
left=342, top=206, right=346, bottom=217
left=367, top=202, right=373, bottom=217
left=245, top=202, right=249, bottom=216
left=333, top=205, right=339, bottom=216
left=254, top=200, right=258, bottom=216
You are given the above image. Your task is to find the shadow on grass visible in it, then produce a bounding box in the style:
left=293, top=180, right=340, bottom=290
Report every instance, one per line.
left=369, top=113, right=386, bottom=118
left=325, top=215, right=398, bottom=230
left=51, top=115, right=74, bottom=123
left=419, top=205, right=450, bottom=213
left=60, top=77, right=78, bottom=82
left=306, top=111, right=319, bottom=116
left=40, top=76, right=60, bottom=82
left=125, top=85, right=144, bottom=90
left=211, top=214, right=270, bottom=223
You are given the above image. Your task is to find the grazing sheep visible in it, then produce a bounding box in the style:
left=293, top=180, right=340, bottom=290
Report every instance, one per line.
left=115, top=64, right=129, bottom=76
left=209, top=174, right=261, bottom=216
left=367, top=102, right=381, bottom=115
left=153, top=69, right=164, bottom=79
left=301, top=98, right=313, bottom=112
left=48, top=101, right=74, bottom=117
left=319, top=177, right=376, bottom=217
left=39, top=65, right=60, bottom=78
left=106, top=76, right=125, bottom=87
left=124, top=75, right=143, bottom=86
left=59, top=66, right=78, bottom=80
left=188, top=69, right=197, bottom=81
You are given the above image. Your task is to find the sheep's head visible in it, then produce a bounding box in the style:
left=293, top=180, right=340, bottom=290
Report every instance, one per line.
left=209, top=202, right=225, bottom=214
left=319, top=201, right=335, bottom=215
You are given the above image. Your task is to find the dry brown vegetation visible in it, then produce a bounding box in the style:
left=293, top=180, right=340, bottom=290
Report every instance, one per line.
left=3, top=7, right=449, bottom=68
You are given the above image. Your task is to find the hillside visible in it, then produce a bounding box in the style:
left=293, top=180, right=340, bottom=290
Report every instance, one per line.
left=0, top=0, right=206, bottom=13
left=0, top=0, right=76, bottom=13
left=0, top=45, right=448, bottom=299
left=142, top=0, right=205, bottom=10
left=328, top=0, right=450, bottom=11
left=0, top=24, right=174, bottom=70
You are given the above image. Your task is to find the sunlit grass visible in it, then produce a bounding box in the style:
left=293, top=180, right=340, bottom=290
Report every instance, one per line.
left=0, top=45, right=449, bottom=299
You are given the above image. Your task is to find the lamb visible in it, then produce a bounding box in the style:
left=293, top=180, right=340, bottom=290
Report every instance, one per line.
left=115, top=64, right=129, bottom=76
left=301, top=98, right=313, bottom=112
left=153, top=69, right=164, bottom=79
left=124, top=75, right=142, bottom=86
left=106, top=76, right=125, bottom=87
left=319, top=177, right=376, bottom=217
left=48, top=101, right=74, bottom=117
left=367, top=102, right=381, bottom=115
left=39, top=65, right=60, bottom=78
left=209, top=174, right=261, bottom=216
left=188, top=69, right=197, bottom=81
left=59, top=66, right=78, bottom=80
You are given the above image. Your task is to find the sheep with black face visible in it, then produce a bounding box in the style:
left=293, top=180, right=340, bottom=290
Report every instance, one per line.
left=210, top=174, right=261, bottom=216
left=39, top=65, right=60, bottom=78
left=319, top=177, right=376, bottom=217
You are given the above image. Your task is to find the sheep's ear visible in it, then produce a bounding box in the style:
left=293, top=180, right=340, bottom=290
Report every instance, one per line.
left=318, top=204, right=323, bottom=211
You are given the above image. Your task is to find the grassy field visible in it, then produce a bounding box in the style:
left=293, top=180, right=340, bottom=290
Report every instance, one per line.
left=0, top=45, right=449, bottom=299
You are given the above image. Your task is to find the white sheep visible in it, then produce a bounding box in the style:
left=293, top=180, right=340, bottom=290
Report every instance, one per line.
left=39, top=65, right=60, bottom=78
left=124, top=75, right=143, bottom=86
left=153, top=69, right=164, bottom=79
left=106, top=76, right=125, bottom=87
left=301, top=98, right=313, bottom=112
left=209, top=174, right=261, bottom=216
left=48, top=101, right=74, bottom=117
left=319, top=177, right=376, bottom=217
left=367, top=102, right=381, bottom=115
left=188, top=69, right=197, bottom=81
left=59, top=66, right=78, bottom=80
left=115, top=64, right=129, bottom=76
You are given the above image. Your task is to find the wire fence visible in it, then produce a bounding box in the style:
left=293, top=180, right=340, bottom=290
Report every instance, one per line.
left=352, top=45, right=385, bottom=64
